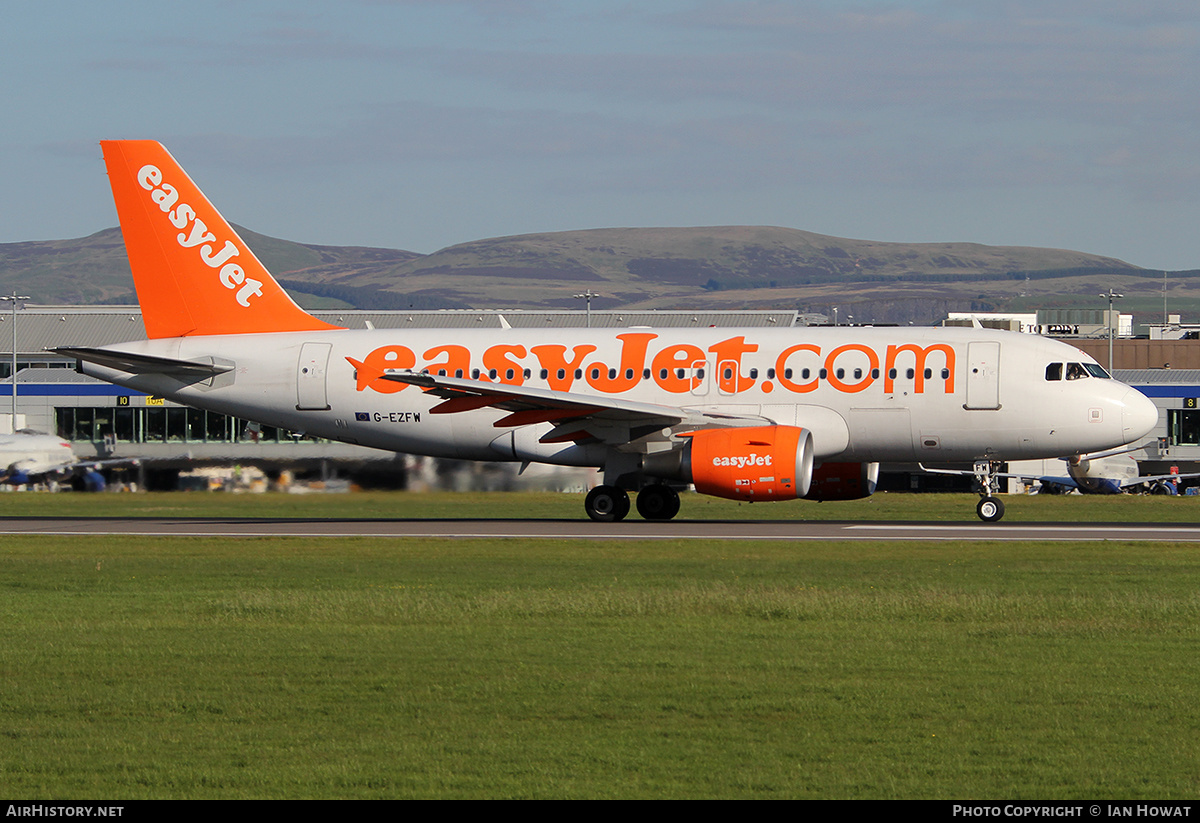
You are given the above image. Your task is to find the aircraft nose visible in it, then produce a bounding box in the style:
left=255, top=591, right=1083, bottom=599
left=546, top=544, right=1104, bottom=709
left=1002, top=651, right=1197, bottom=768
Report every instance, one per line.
left=1121, top=388, right=1159, bottom=442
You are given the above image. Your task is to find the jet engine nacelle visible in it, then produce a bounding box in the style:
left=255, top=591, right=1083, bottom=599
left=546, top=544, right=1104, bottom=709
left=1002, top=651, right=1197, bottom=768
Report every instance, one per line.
left=644, top=425, right=814, bottom=501
left=801, top=461, right=879, bottom=501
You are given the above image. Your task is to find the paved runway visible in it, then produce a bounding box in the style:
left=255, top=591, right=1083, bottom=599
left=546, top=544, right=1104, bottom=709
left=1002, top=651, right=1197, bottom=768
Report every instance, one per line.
left=0, top=516, right=1196, bottom=541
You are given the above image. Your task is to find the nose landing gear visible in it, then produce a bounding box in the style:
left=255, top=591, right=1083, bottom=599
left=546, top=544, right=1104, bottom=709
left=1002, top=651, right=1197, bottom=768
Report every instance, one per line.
left=974, top=460, right=1005, bottom=522
left=976, top=495, right=1005, bottom=522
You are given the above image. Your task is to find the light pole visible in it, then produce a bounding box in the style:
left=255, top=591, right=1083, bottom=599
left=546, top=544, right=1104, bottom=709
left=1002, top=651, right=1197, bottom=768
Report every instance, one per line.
left=574, top=290, right=599, bottom=328
left=0, top=292, right=28, bottom=429
left=1099, top=288, right=1123, bottom=373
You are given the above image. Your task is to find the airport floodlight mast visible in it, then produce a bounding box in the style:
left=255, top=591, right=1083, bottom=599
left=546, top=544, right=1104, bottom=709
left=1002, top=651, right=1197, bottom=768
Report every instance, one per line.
left=0, top=292, right=28, bottom=425
left=574, top=290, right=600, bottom=328
left=1100, top=288, right=1124, bottom=372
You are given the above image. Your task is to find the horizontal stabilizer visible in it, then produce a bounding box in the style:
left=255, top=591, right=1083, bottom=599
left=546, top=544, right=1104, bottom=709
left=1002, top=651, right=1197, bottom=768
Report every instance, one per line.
left=52, top=346, right=234, bottom=377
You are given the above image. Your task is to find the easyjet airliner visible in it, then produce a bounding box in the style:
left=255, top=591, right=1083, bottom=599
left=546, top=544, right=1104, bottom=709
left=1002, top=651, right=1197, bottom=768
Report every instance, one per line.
left=57, top=141, right=1159, bottom=522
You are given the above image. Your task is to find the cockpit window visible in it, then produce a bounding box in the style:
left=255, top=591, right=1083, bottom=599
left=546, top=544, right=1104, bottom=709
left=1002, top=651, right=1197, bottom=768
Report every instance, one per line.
left=1049, top=361, right=1109, bottom=381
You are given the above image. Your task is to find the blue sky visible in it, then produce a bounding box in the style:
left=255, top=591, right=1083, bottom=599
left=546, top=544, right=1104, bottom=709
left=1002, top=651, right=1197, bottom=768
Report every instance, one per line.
left=3, top=0, right=1200, bottom=270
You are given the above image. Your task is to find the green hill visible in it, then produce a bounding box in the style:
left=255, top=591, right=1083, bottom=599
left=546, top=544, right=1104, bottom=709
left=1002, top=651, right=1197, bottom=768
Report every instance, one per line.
left=4, top=223, right=1193, bottom=325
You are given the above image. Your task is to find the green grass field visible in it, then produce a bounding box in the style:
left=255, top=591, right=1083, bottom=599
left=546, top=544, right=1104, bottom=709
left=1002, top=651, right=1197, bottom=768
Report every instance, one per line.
left=1, top=492, right=1199, bottom=798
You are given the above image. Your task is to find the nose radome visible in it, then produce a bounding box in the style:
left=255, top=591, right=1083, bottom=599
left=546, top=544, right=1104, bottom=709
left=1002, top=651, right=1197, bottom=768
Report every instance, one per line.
left=1121, top=388, right=1158, bottom=442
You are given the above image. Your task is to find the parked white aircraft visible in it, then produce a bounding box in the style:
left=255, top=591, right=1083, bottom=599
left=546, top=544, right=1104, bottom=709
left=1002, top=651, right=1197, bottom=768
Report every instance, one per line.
left=0, top=430, right=109, bottom=490
left=57, top=141, right=1159, bottom=521
left=1001, top=449, right=1195, bottom=495
left=1050, top=451, right=1185, bottom=495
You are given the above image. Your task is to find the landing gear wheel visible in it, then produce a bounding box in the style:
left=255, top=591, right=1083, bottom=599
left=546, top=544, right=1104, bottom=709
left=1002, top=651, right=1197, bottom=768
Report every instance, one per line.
left=585, top=485, right=630, bottom=522
left=976, top=496, right=1005, bottom=522
left=636, top=484, right=681, bottom=521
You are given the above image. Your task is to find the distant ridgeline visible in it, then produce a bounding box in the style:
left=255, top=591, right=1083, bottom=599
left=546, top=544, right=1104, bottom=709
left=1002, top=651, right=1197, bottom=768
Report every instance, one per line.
left=693, top=265, right=1147, bottom=292
left=276, top=280, right=469, bottom=311
left=3, top=223, right=1192, bottom=319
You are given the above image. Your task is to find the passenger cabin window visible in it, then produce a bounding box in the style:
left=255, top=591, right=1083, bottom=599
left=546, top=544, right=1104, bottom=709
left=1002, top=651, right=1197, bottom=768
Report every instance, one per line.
left=1046, top=363, right=1062, bottom=381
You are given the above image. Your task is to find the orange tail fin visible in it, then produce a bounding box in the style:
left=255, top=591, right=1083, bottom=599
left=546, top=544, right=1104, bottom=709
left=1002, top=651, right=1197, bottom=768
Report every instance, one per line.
left=101, top=140, right=342, bottom=339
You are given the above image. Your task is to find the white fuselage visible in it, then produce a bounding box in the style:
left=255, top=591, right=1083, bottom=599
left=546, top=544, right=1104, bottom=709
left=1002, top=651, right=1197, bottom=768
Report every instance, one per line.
left=77, top=325, right=1158, bottom=469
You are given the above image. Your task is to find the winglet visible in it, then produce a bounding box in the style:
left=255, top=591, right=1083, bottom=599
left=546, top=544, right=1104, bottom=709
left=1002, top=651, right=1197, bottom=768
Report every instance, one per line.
left=100, top=140, right=343, bottom=339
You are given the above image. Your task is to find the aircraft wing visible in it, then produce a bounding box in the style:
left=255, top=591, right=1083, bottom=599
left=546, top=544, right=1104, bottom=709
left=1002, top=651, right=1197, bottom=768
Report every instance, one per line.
left=1116, top=471, right=1200, bottom=488
left=919, top=464, right=1081, bottom=487
left=1000, top=469, right=1200, bottom=491
left=0, top=456, right=142, bottom=490
left=920, top=463, right=1200, bottom=494
left=1003, top=473, right=1081, bottom=491
left=367, top=367, right=772, bottom=446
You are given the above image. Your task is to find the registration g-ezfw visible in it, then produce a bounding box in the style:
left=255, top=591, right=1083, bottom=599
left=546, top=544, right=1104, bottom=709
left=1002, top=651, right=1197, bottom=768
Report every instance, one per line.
left=58, top=141, right=1159, bottom=522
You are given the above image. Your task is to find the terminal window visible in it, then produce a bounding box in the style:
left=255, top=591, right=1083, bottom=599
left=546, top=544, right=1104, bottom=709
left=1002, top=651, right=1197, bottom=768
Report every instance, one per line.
left=1168, top=409, right=1200, bottom=446
left=56, top=406, right=325, bottom=445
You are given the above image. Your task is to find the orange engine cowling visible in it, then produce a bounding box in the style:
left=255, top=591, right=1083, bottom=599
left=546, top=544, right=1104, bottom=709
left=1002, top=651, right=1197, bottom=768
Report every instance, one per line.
left=648, top=425, right=813, bottom=501
left=802, top=462, right=879, bottom=501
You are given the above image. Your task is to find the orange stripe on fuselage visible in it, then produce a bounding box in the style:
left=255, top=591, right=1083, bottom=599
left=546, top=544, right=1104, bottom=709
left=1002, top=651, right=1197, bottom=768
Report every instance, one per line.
left=350, top=337, right=959, bottom=398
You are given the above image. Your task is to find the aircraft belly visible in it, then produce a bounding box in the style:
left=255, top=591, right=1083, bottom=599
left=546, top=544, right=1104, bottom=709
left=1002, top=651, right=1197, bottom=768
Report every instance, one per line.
left=843, top=408, right=914, bottom=461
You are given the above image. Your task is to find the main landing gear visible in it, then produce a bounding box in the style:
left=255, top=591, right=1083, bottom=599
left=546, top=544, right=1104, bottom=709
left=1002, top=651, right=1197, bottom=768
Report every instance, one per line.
left=635, top=484, right=680, bottom=521
left=584, top=484, right=681, bottom=522
left=584, top=485, right=630, bottom=522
